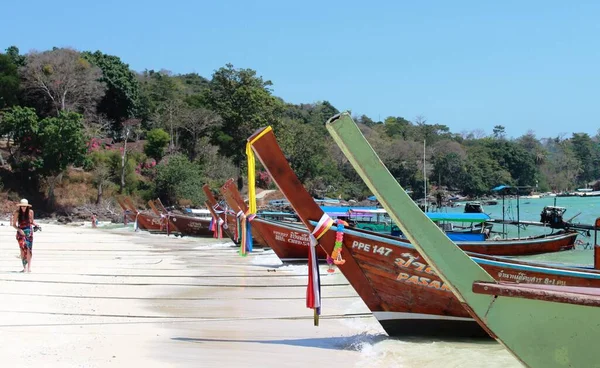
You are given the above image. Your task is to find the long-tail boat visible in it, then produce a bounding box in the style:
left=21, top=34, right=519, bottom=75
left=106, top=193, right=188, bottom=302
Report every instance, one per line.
left=202, top=185, right=239, bottom=240
left=340, top=208, right=576, bottom=255
left=246, top=124, right=600, bottom=338
left=220, top=178, right=326, bottom=261
left=116, top=196, right=172, bottom=233
left=217, top=180, right=269, bottom=249
left=151, top=198, right=213, bottom=237
left=326, top=112, right=600, bottom=368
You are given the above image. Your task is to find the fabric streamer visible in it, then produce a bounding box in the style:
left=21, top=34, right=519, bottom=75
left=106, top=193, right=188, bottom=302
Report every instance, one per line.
left=307, top=213, right=335, bottom=326
left=209, top=215, right=223, bottom=239
left=246, top=126, right=273, bottom=214
left=237, top=210, right=247, bottom=256
left=134, top=213, right=140, bottom=232
left=234, top=213, right=241, bottom=243
left=217, top=218, right=224, bottom=238
left=245, top=212, right=256, bottom=253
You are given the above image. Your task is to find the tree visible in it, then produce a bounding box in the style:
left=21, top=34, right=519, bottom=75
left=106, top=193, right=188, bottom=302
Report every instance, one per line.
left=5, top=46, right=26, bottom=67
left=21, top=48, right=106, bottom=115
left=432, top=152, right=466, bottom=189
left=0, top=106, right=39, bottom=173
left=493, top=125, right=506, bottom=139
left=144, top=128, right=170, bottom=161
left=203, top=63, right=283, bottom=187
left=83, top=51, right=142, bottom=129
left=278, top=119, right=332, bottom=183
left=355, top=114, right=375, bottom=127
left=0, top=53, right=20, bottom=109
left=36, top=111, right=87, bottom=205
left=570, top=133, right=597, bottom=184
left=384, top=116, right=412, bottom=139
left=119, top=118, right=141, bottom=192
left=179, top=107, right=222, bottom=160
left=88, top=151, right=114, bottom=204
left=155, top=153, right=205, bottom=206
left=485, top=140, right=537, bottom=186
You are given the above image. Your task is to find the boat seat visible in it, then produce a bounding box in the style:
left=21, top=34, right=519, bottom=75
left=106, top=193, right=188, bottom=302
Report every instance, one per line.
left=472, top=281, right=600, bottom=308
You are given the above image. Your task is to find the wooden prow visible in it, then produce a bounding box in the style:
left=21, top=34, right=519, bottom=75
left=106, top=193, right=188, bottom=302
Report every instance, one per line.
left=155, top=198, right=169, bottom=213
left=148, top=200, right=161, bottom=216
left=203, top=184, right=237, bottom=240
left=220, top=179, right=248, bottom=213
left=247, top=127, right=386, bottom=311
left=203, top=185, right=220, bottom=208
left=219, top=179, right=280, bottom=250
left=124, top=197, right=139, bottom=214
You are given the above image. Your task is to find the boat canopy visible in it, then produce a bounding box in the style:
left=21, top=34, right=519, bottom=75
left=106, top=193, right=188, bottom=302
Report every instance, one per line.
left=185, top=208, right=211, bottom=215
left=426, top=212, right=490, bottom=223
left=349, top=208, right=490, bottom=223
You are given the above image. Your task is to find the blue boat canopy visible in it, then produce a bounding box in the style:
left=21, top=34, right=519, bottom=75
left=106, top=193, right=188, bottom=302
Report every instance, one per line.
left=425, top=212, right=490, bottom=223
left=491, top=185, right=511, bottom=192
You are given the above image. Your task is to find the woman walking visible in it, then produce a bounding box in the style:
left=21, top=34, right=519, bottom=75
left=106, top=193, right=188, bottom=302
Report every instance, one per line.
left=11, top=199, right=39, bottom=272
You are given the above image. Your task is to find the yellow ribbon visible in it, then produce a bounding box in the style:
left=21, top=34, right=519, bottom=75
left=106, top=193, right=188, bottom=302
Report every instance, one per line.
left=246, top=126, right=273, bottom=214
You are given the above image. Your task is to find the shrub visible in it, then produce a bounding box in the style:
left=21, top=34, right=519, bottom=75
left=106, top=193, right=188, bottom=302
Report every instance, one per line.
left=155, top=153, right=205, bottom=206
left=144, top=128, right=170, bottom=161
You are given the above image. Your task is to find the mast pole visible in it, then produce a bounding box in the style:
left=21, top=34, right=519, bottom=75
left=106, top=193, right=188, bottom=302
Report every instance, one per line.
left=502, top=192, right=506, bottom=239
left=517, top=187, right=521, bottom=239
left=423, top=140, right=427, bottom=212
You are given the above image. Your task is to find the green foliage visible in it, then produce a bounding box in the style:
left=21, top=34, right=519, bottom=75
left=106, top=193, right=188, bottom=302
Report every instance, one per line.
left=570, top=133, right=598, bottom=184
left=203, top=63, right=284, bottom=167
left=37, top=111, right=87, bottom=177
left=155, top=154, right=205, bottom=206
left=0, top=106, right=39, bottom=145
left=432, top=152, right=466, bottom=190
left=106, top=150, right=138, bottom=192
left=2, top=44, right=599, bottom=204
left=278, top=119, right=328, bottom=182
left=83, top=51, right=143, bottom=127
left=5, top=46, right=26, bottom=67
left=144, top=128, right=170, bottom=160
left=0, top=53, right=20, bottom=109
left=384, top=116, right=413, bottom=139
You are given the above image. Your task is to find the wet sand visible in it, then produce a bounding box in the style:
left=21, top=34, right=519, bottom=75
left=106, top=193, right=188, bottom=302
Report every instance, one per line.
left=0, top=223, right=380, bottom=367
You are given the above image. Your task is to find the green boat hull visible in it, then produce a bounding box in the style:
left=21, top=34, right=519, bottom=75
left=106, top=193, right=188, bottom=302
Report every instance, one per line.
left=326, top=112, right=600, bottom=368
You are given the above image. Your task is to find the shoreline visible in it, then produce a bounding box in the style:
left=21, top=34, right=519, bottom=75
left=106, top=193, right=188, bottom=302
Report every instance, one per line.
left=0, top=222, right=380, bottom=367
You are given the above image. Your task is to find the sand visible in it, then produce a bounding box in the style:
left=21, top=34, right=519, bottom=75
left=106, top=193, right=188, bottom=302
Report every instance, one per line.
left=0, top=222, right=384, bottom=367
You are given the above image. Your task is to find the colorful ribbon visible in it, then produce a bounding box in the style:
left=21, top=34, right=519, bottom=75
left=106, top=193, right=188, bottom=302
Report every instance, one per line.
left=237, top=210, right=247, bottom=256
left=246, top=126, right=272, bottom=215
left=331, top=220, right=347, bottom=265
left=307, top=213, right=335, bottom=326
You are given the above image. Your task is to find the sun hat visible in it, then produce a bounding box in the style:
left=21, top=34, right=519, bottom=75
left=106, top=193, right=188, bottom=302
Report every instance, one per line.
left=18, top=199, right=31, bottom=207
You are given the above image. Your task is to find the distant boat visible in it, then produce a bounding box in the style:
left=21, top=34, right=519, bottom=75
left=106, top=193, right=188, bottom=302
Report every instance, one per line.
left=464, top=201, right=484, bottom=213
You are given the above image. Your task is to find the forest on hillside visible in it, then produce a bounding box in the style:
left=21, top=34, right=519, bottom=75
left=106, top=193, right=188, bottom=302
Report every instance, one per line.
left=0, top=45, right=599, bottom=209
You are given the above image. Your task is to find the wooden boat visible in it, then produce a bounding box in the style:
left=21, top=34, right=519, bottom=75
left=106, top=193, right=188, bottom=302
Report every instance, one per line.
left=345, top=208, right=577, bottom=255
left=151, top=198, right=213, bottom=237
left=116, top=196, right=173, bottom=233
left=326, top=112, right=600, bottom=367
left=246, top=124, right=600, bottom=338
left=220, top=179, right=325, bottom=261
left=217, top=180, right=269, bottom=249
left=116, top=196, right=137, bottom=223
left=202, top=185, right=239, bottom=240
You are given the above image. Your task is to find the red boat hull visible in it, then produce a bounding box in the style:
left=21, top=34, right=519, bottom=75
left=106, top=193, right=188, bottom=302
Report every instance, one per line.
left=167, top=214, right=213, bottom=237
left=248, top=127, right=598, bottom=337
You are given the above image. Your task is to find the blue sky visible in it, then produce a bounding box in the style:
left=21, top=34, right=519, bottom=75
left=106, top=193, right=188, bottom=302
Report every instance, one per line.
left=3, top=0, right=600, bottom=138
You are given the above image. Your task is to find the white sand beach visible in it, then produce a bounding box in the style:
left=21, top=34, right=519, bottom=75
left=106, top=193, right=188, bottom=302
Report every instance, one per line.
left=0, top=222, right=382, bottom=368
